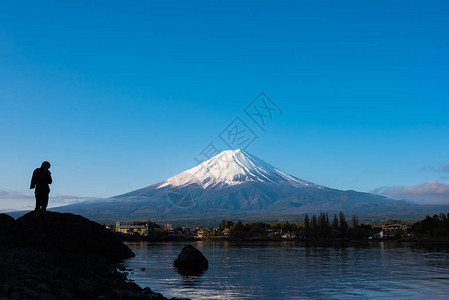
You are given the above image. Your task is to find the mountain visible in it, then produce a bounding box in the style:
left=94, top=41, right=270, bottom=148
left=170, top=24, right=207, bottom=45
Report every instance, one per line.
left=52, top=149, right=423, bottom=224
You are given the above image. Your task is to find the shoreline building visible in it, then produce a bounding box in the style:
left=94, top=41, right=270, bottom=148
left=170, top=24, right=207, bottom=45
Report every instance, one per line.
left=380, top=224, right=410, bottom=238
left=115, top=221, right=149, bottom=236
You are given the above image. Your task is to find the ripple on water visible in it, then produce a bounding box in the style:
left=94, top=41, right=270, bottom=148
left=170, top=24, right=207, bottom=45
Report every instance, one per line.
left=123, top=242, right=449, bottom=299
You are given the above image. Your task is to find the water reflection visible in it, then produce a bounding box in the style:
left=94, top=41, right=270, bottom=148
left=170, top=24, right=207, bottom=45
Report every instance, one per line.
left=178, top=273, right=204, bottom=287
left=123, top=241, right=449, bottom=299
left=177, top=268, right=207, bottom=278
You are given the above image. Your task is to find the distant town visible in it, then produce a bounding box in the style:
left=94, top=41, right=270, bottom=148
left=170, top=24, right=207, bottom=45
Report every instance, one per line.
left=106, top=211, right=449, bottom=242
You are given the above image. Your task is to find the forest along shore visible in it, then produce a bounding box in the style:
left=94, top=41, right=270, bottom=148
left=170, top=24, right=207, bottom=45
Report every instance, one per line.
left=111, top=212, right=449, bottom=243
left=0, top=211, right=188, bottom=300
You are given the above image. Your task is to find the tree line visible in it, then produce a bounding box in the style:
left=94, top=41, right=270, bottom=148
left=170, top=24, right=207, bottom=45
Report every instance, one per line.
left=302, top=212, right=372, bottom=238
left=413, top=213, right=449, bottom=236
left=220, top=211, right=374, bottom=240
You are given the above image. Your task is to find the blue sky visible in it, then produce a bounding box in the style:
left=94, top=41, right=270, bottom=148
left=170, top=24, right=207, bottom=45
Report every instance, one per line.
left=1, top=1, right=448, bottom=210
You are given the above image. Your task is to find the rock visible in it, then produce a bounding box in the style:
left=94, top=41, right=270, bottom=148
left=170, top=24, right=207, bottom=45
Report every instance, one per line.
left=0, top=284, right=9, bottom=294
left=4, top=211, right=134, bottom=262
left=0, top=213, right=14, bottom=243
left=0, top=213, right=14, bottom=225
left=23, top=287, right=39, bottom=297
left=173, top=245, right=208, bottom=274
left=0, top=211, right=186, bottom=300
left=141, top=287, right=153, bottom=295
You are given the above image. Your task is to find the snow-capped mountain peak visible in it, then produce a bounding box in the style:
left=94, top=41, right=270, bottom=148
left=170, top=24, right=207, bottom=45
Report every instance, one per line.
left=60, top=149, right=417, bottom=222
left=158, top=149, right=316, bottom=189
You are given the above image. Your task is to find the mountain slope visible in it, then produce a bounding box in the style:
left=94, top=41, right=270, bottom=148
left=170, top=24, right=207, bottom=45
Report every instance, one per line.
left=56, top=149, right=419, bottom=223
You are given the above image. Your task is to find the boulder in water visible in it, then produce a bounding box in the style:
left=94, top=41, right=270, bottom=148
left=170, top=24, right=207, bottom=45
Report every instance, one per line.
left=174, top=245, right=208, bottom=275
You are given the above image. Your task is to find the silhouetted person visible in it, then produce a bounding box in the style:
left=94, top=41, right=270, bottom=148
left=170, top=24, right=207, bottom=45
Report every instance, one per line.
left=30, top=161, right=52, bottom=211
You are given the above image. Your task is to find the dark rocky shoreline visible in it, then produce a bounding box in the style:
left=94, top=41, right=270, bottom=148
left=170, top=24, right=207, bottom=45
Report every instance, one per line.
left=0, top=211, right=187, bottom=300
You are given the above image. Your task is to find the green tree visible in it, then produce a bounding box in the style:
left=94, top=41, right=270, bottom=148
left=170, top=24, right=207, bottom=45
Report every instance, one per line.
left=394, top=228, right=405, bottom=239
left=382, top=219, right=409, bottom=225
left=304, top=214, right=311, bottom=237
left=413, top=213, right=449, bottom=236
left=219, top=219, right=234, bottom=230
left=331, top=214, right=339, bottom=231
left=281, top=221, right=297, bottom=232
left=352, top=215, right=359, bottom=238
left=230, top=221, right=245, bottom=232
left=311, top=214, right=318, bottom=237
left=318, top=212, right=330, bottom=237
left=339, top=211, right=348, bottom=237
left=230, top=221, right=247, bottom=239
left=247, top=222, right=267, bottom=236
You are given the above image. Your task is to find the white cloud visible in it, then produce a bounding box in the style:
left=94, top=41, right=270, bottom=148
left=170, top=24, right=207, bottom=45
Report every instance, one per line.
left=379, top=181, right=449, bottom=205
left=0, top=189, right=95, bottom=213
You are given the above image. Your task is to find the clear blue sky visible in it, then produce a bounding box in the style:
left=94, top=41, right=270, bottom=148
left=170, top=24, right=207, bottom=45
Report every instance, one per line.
left=1, top=1, right=448, bottom=209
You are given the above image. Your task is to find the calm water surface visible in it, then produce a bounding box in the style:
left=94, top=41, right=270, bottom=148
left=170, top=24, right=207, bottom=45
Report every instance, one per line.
left=123, top=241, right=449, bottom=299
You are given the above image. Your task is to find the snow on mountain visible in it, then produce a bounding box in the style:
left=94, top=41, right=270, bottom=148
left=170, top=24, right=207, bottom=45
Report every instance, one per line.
left=158, top=149, right=319, bottom=189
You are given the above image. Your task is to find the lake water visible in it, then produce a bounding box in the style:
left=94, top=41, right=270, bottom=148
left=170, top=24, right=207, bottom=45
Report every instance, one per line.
left=123, top=241, right=449, bottom=299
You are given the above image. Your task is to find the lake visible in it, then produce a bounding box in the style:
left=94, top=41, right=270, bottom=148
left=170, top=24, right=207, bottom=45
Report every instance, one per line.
left=123, top=241, right=449, bottom=299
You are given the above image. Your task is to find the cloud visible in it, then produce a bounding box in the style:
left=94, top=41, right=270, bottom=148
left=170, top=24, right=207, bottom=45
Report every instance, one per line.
left=419, top=164, right=449, bottom=173
left=0, top=189, right=96, bottom=212
left=0, top=190, right=33, bottom=199
left=379, top=181, right=449, bottom=205
left=420, top=166, right=436, bottom=172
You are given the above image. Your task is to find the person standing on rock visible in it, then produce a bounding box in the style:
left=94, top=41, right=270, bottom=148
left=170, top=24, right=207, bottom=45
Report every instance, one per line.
left=30, top=161, right=52, bottom=211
